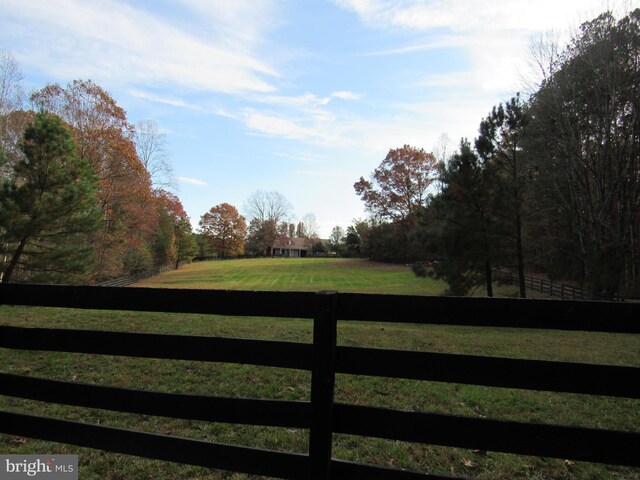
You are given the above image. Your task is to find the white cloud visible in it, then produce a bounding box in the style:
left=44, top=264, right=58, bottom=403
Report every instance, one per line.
left=334, top=0, right=606, bottom=33
left=243, top=109, right=320, bottom=141
left=128, top=88, right=240, bottom=120
left=178, top=176, right=208, bottom=186
left=239, top=90, right=363, bottom=144
left=294, top=170, right=351, bottom=177
left=175, top=0, right=282, bottom=52
left=258, top=93, right=332, bottom=108
left=241, top=103, right=444, bottom=158
left=334, top=0, right=609, bottom=96
left=1, top=0, right=279, bottom=94
left=331, top=91, right=362, bottom=101
left=417, top=71, right=471, bottom=88
left=273, top=151, right=327, bottom=163
left=258, top=90, right=362, bottom=110
left=128, top=89, right=205, bottom=111
left=362, top=35, right=465, bottom=56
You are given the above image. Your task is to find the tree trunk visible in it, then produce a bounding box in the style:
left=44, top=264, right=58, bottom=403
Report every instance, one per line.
left=516, top=213, right=526, bottom=298
left=485, top=258, right=493, bottom=297
left=0, top=248, right=8, bottom=282
left=2, top=236, right=28, bottom=284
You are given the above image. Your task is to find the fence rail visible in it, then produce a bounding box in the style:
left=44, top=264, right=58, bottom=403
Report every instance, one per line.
left=95, top=262, right=187, bottom=287
left=0, top=284, right=639, bottom=479
left=492, top=270, right=625, bottom=301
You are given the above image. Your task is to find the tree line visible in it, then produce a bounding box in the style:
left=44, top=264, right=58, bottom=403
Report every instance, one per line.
left=0, top=64, right=198, bottom=284
left=0, top=49, right=326, bottom=283
left=197, top=190, right=327, bottom=259
left=345, top=9, right=640, bottom=300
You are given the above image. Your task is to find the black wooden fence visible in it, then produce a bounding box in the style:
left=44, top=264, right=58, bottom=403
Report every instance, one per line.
left=95, top=261, right=188, bottom=287
left=0, top=284, right=639, bottom=479
left=492, top=270, right=624, bottom=301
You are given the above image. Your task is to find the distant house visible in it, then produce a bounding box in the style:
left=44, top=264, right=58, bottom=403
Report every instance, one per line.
left=272, top=237, right=310, bottom=258
left=272, top=238, right=335, bottom=257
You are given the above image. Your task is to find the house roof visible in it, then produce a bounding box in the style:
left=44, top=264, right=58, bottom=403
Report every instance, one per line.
left=272, top=237, right=310, bottom=249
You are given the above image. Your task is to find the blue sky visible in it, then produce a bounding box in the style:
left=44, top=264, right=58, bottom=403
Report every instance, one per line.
left=1, top=0, right=612, bottom=237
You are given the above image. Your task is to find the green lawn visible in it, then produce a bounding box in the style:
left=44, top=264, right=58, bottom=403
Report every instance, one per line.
left=135, top=257, right=525, bottom=297
left=135, top=257, right=448, bottom=295
left=1, top=259, right=638, bottom=479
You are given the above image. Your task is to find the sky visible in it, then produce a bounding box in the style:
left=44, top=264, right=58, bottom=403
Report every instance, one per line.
left=0, top=0, right=619, bottom=237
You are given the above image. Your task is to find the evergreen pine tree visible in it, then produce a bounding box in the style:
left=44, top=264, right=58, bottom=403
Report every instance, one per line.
left=0, top=112, right=100, bottom=283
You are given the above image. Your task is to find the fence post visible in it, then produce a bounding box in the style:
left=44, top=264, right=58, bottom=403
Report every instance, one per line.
left=309, top=291, right=338, bottom=480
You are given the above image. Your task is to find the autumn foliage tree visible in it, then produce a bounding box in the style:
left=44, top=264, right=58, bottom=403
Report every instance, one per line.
left=354, top=145, right=438, bottom=261
left=174, top=217, right=198, bottom=268
left=153, top=189, right=195, bottom=267
left=0, top=54, right=192, bottom=283
left=199, top=203, right=247, bottom=259
left=354, top=145, right=438, bottom=225
left=31, top=80, right=156, bottom=280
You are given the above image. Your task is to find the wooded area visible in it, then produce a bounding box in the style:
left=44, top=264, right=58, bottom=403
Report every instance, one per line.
left=0, top=76, right=198, bottom=284
left=348, top=9, right=640, bottom=300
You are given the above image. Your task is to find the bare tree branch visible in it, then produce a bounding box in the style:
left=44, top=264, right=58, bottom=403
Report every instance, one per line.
left=134, top=119, right=176, bottom=190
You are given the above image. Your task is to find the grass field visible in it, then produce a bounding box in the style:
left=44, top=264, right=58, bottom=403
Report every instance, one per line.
left=135, top=257, right=447, bottom=295
left=1, top=258, right=639, bottom=479
left=135, top=257, right=522, bottom=297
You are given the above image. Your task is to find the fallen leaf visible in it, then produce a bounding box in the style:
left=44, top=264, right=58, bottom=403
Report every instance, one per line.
left=463, top=459, right=476, bottom=468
